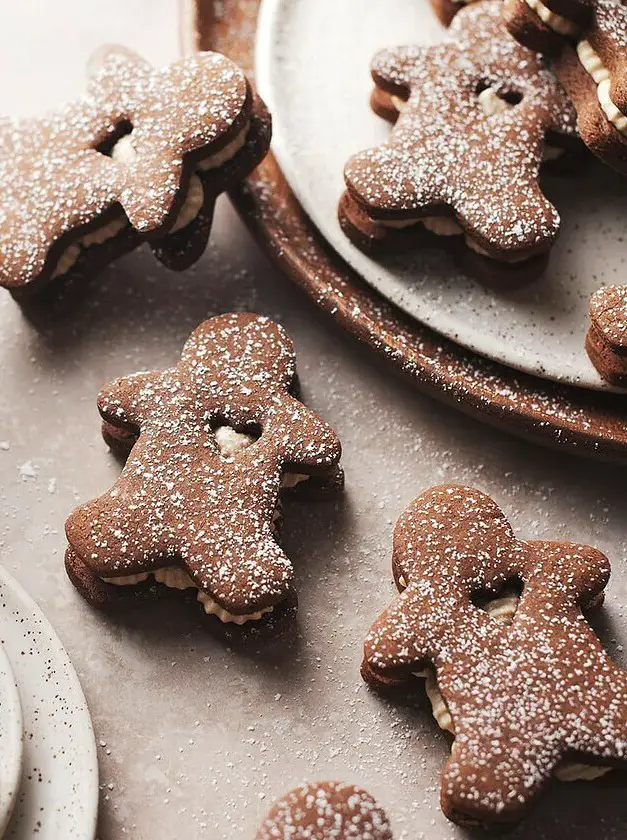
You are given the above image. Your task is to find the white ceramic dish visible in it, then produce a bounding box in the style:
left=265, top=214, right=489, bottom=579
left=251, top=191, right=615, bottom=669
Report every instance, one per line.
left=0, top=568, right=98, bottom=840
left=0, top=643, right=23, bottom=836
left=255, top=0, right=627, bottom=392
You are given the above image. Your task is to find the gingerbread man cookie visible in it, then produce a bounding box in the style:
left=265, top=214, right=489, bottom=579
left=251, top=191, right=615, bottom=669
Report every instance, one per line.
left=503, top=0, right=627, bottom=173
left=586, top=284, right=627, bottom=383
left=255, top=782, right=393, bottom=839
left=340, top=2, right=579, bottom=283
left=0, top=46, right=271, bottom=295
left=65, top=313, right=343, bottom=625
left=362, top=485, right=627, bottom=828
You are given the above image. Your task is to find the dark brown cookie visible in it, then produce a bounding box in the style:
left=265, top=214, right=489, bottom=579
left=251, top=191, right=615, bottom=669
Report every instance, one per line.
left=429, top=0, right=480, bottom=26
left=340, top=2, right=578, bottom=282
left=586, top=284, right=627, bottom=383
left=64, top=313, right=343, bottom=626
left=0, top=46, right=271, bottom=296
left=362, top=484, right=627, bottom=828
left=255, top=782, right=393, bottom=839
left=503, top=0, right=627, bottom=173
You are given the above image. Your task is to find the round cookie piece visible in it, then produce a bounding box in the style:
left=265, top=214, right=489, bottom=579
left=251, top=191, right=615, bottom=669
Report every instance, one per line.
left=255, top=782, right=393, bottom=839
left=430, top=0, right=480, bottom=26
left=586, top=284, right=627, bottom=384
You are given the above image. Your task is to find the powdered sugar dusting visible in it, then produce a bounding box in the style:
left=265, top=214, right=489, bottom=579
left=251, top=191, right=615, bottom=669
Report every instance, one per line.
left=364, top=485, right=627, bottom=825
left=64, top=313, right=343, bottom=616
left=589, top=284, right=627, bottom=350
left=343, top=2, right=577, bottom=257
left=591, top=0, right=627, bottom=51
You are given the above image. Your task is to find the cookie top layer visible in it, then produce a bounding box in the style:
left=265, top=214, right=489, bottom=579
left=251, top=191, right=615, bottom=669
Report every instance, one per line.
left=343, top=1, right=577, bottom=259
left=0, top=46, right=251, bottom=289
left=65, top=313, right=342, bottom=616
left=255, top=782, right=393, bottom=839
left=363, top=484, right=627, bottom=826
left=589, top=284, right=627, bottom=352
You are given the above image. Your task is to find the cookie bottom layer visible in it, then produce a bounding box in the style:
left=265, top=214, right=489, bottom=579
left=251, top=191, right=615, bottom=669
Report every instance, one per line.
left=338, top=191, right=550, bottom=289
left=65, top=544, right=293, bottom=625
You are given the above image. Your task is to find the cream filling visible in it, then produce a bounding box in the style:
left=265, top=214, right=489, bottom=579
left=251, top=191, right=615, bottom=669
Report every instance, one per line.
left=103, top=565, right=274, bottom=624
left=410, top=593, right=611, bottom=782
left=577, top=41, right=627, bottom=137
left=379, top=215, right=532, bottom=263
left=391, top=95, right=408, bottom=113
left=523, top=0, right=580, bottom=36
left=524, top=2, right=627, bottom=138
left=50, top=121, right=250, bottom=280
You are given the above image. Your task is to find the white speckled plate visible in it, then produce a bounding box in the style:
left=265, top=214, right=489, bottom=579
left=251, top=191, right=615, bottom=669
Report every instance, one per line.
left=0, top=642, right=23, bottom=836
left=255, top=0, right=627, bottom=392
left=0, top=568, right=98, bottom=840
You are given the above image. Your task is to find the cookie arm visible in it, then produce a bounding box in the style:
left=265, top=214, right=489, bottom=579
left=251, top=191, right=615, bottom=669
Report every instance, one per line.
left=97, top=370, right=162, bottom=434
left=363, top=593, right=437, bottom=686
left=371, top=46, right=423, bottom=95
left=344, top=145, right=440, bottom=216
left=268, top=396, right=342, bottom=473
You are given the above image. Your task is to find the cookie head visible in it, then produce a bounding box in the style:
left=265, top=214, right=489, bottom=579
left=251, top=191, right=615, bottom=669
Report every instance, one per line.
left=65, top=314, right=343, bottom=627
left=255, top=782, right=393, bottom=839
left=340, top=2, right=578, bottom=267
left=363, top=484, right=626, bottom=827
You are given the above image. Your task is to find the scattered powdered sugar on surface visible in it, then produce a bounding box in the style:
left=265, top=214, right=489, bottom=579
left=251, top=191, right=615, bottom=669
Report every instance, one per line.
left=0, top=47, right=249, bottom=287
left=1, top=231, right=626, bottom=837
left=0, top=5, right=626, bottom=833
left=364, top=485, right=627, bottom=822
left=344, top=2, right=577, bottom=256
left=65, top=313, right=342, bottom=614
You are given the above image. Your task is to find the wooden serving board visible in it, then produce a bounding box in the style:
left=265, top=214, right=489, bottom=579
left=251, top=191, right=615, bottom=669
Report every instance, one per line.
left=180, top=0, right=627, bottom=463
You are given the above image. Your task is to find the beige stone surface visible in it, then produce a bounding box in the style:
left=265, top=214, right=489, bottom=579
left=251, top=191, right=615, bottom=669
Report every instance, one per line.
left=0, top=3, right=625, bottom=838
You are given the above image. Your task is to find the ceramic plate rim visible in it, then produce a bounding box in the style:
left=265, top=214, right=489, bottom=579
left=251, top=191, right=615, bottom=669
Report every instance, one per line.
left=0, top=641, right=23, bottom=836
left=0, top=566, right=98, bottom=840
